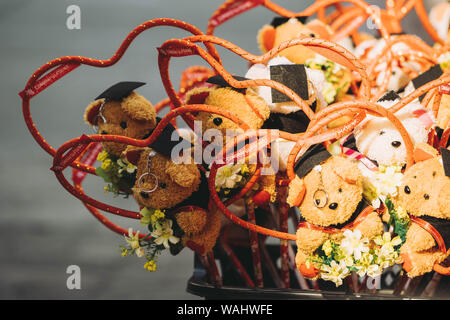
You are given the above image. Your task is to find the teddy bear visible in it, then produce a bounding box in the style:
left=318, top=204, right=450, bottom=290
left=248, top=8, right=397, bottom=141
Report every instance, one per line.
left=395, top=146, right=450, bottom=278
left=286, top=144, right=384, bottom=279
left=84, top=82, right=157, bottom=157
left=124, top=146, right=222, bottom=256
left=185, top=74, right=277, bottom=206
left=83, top=82, right=159, bottom=195
left=353, top=91, right=436, bottom=167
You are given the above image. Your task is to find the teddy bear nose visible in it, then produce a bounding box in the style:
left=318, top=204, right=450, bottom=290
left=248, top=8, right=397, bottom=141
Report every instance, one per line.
left=423, top=194, right=430, bottom=200
left=391, top=141, right=401, bottom=148
left=140, top=192, right=149, bottom=199
left=328, top=203, right=338, bottom=210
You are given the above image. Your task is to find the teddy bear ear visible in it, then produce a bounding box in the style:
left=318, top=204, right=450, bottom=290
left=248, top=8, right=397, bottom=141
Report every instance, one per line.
left=286, top=176, right=306, bottom=207
left=257, top=24, right=276, bottom=53
left=185, top=87, right=213, bottom=105
left=121, top=92, right=156, bottom=122
left=413, top=143, right=440, bottom=163
left=332, top=156, right=360, bottom=185
left=84, top=99, right=104, bottom=126
left=165, top=162, right=200, bottom=188
left=123, top=146, right=145, bottom=166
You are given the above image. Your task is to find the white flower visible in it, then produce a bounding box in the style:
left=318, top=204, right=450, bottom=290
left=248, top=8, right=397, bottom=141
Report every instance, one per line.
left=341, top=229, right=369, bottom=260
left=151, top=219, right=179, bottom=249
left=135, top=247, right=146, bottom=258
left=124, top=228, right=140, bottom=250
left=215, top=164, right=244, bottom=189
left=117, top=158, right=137, bottom=174
left=371, top=165, right=403, bottom=198
left=320, top=260, right=350, bottom=287
left=366, top=264, right=382, bottom=278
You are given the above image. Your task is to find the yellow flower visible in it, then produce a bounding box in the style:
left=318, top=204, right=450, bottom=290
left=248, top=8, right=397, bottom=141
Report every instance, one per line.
left=323, top=82, right=337, bottom=104
left=101, top=159, right=112, bottom=171
left=144, top=260, right=157, bottom=272
left=396, top=206, right=409, bottom=220
left=374, top=232, right=402, bottom=248
left=97, top=150, right=108, bottom=162
left=322, top=240, right=333, bottom=257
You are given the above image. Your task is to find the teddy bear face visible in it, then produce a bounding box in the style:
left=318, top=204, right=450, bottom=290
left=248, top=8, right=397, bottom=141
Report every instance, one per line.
left=299, top=156, right=363, bottom=227
left=85, top=91, right=157, bottom=157
left=191, top=87, right=270, bottom=143
left=397, top=157, right=450, bottom=219
left=354, top=101, right=434, bottom=166
left=131, top=148, right=201, bottom=210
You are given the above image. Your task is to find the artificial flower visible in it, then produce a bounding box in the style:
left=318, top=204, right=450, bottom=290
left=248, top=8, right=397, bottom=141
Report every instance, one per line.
left=320, top=260, right=350, bottom=287
left=215, top=164, right=244, bottom=189
left=371, top=165, right=403, bottom=198
left=144, top=260, right=157, bottom=272
left=117, top=158, right=137, bottom=174
left=124, top=228, right=140, bottom=250
left=340, top=229, right=369, bottom=260
left=151, top=220, right=179, bottom=249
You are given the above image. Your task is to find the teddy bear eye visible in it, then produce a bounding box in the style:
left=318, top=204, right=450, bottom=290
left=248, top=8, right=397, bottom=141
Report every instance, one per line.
left=338, top=188, right=342, bottom=193
left=159, top=182, right=167, bottom=189
left=309, top=33, right=315, bottom=38
left=120, top=121, right=127, bottom=129
left=213, top=117, right=223, bottom=126
left=379, top=130, right=385, bottom=135
left=404, top=186, right=411, bottom=194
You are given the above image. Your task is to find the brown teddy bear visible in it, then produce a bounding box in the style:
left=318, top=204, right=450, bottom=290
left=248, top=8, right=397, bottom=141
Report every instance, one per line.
left=396, top=146, right=450, bottom=278
left=286, top=144, right=384, bottom=279
left=125, top=146, right=222, bottom=255
left=185, top=75, right=277, bottom=206
left=84, top=82, right=157, bottom=157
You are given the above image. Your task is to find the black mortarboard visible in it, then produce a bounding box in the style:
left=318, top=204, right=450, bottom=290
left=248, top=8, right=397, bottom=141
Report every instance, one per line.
left=270, top=16, right=308, bottom=28
left=294, top=143, right=332, bottom=178
left=262, top=102, right=316, bottom=134
left=270, top=64, right=309, bottom=103
left=141, top=117, right=186, bottom=159
left=378, top=90, right=400, bottom=102
left=412, top=65, right=443, bottom=102
left=441, top=147, right=450, bottom=178
left=95, top=81, right=146, bottom=101
left=206, top=75, right=248, bottom=93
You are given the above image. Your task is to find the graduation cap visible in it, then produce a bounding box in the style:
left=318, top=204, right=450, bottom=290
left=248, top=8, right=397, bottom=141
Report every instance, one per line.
left=206, top=75, right=248, bottom=94
left=411, top=65, right=443, bottom=102
left=262, top=103, right=316, bottom=134
left=294, top=143, right=332, bottom=178
left=95, top=81, right=146, bottom=101
left=378, top=90, right=400, bottom=102
left=141, top=117, right=187, bottom=159
left=441, top=147, right=450, bottom=178
left=270, top=16, right=308, bottom=28
left=270, top=64, right=309, bottom=103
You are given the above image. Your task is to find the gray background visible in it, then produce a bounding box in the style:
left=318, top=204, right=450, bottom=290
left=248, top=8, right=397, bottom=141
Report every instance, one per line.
left=0, top=0, right=438, bottom=299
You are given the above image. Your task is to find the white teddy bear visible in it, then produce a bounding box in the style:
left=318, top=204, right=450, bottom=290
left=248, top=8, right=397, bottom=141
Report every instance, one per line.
left=354, top=94, right=435, bottom=166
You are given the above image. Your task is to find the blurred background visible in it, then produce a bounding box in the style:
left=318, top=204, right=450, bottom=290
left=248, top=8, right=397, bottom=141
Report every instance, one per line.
left=0, top=0, right=442, bottom=299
